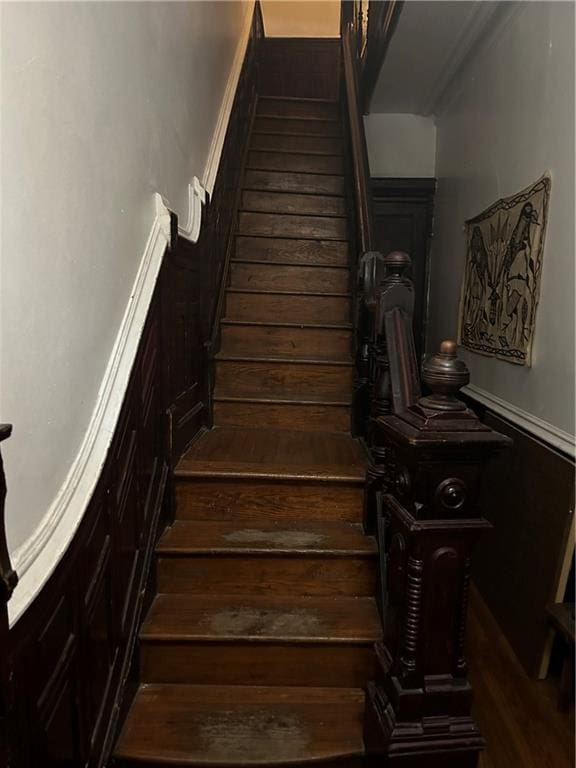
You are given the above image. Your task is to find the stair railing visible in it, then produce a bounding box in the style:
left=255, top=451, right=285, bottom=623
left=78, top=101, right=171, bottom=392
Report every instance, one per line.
left=341, top=4, right=512, bottom=764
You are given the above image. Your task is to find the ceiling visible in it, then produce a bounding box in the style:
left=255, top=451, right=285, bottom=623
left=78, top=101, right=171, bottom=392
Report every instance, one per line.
left=261, top=1, right=340, bottom=38
left=369, top=1, right=504, bottom=116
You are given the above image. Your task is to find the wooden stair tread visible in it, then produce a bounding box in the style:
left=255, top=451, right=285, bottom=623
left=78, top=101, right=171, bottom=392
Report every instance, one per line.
left=157, top=520, right=376, bottom=557
left=227, top=288, right=351, bottom=298
left=241, top=190, right=346, bottom=217
left=231, top=258, right=349, bottom=270
left=244, top=170, right=345, bottom=196
left=253, top=117, right=342, bottom=137
left=142, top=593, right=381, bottom=643
left=176, top=427, right=366, bottom=482
left=115, top=684, right=365, bottom=766
left=238, top=212, right=347, bottom=241
left=248, top=151, right=345, bottom=176
left=221, top=319, right=352, bottom=330
left=214, top=393, right=351, bottom=406
left=215, top=353, right=353, bottom=366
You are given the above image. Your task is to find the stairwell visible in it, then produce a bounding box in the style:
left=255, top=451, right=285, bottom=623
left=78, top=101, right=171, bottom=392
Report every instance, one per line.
left=114, top=94, right=382, bottom=765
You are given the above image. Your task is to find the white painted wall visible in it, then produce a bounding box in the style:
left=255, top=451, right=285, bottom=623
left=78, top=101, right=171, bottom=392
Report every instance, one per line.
left=364, top=113, right=436, bottom=178
left=261, top=0, right=340, bottom=37
left=428, top=2, right=575, bottom=451
left=1, top=0, right=251, bottom=618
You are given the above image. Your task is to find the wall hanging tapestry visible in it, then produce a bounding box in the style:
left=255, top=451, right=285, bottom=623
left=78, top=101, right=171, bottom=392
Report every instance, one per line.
left=458, top=174, right=551, bottom=366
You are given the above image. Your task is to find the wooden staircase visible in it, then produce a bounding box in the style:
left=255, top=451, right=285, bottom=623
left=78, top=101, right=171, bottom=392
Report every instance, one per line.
left=114, top=96, right=381, bottom=766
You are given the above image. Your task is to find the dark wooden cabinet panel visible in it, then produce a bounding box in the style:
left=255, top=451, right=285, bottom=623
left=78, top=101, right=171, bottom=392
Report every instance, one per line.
left=371, top=178, right=435, bottom=362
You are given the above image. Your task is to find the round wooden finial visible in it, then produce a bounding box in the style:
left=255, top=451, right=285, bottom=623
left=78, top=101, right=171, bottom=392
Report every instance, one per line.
left=383, top=251, right=411, bottom=280
left=419, top=339, right=469, bottom=411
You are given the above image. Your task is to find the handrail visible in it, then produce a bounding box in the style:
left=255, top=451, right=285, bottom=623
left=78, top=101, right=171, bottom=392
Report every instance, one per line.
left=341, top=22, right=374, bottom=254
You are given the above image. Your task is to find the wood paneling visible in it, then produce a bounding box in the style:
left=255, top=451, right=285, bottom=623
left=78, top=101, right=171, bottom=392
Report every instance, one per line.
left=472, top=410, right=575, bottom=677
left=259, top=39, right=341, bottom=101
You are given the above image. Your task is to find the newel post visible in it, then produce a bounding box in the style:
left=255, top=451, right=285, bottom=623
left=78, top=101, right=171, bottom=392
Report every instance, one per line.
left=364, top=252, right=419, bottom=533
left=364, top=342, right=510, bottom=768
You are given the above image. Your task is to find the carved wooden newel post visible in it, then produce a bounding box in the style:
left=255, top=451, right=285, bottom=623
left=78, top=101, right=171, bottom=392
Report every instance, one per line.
left=365, top=342, right=510, bottom=768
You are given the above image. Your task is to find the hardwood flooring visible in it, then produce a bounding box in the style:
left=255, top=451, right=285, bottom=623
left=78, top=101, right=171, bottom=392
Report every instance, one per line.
left=468, top=586, right=574, bottom=768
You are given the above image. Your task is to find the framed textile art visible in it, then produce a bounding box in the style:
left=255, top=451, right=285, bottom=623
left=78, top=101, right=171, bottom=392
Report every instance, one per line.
left=458, top=174, right=551, bottom=366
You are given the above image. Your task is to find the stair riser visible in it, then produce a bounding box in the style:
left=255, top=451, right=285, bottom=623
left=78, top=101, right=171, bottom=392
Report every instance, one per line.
left=236, top=235, right=349, bottom=266
left=175, top=480, right=363, bottom=522
left=214, top=401, right=350, bottom=432
left=248, top=151, right=344, bottom=175
left=253, top=116, right=342, bottom=137
left=239, top=212, right=347, bottom=241
left=251, top=134, right=344, bottom=155
left=225, top=293, right=351, bottom=324
left=215, top=360, right=353, bottom=399
left=230, top=263, right=349, bottom=292
left=220, top=325, right=351, bottom=359
left=141, top=643, right=377, bottom=688
left=157, top=556, right=377, bottom=597
left=257, top=98, right=339, bottom=120
left=242, top=190, right=346, bottom=217
left=244, top=170, right=345, bottom=196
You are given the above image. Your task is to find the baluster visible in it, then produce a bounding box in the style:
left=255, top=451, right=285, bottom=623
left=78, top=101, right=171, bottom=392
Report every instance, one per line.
left=364, top=341, right=511, bottom=767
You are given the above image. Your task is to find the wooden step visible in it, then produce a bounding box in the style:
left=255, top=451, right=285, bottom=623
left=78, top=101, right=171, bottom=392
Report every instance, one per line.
left=254, top=116, right=342, bottom=137
left=140, top=592, right=380, bottom=686
left=220, top=322, right=351, bottom=360
left=225, top=291, right=351, bottom=324
left=176, top=478, right=364, bottom=523
left=248, top=150, right=344, bottom=175
left=235, top=236, right=349, bottom=266
left=257, top=96, right=339, bottom=120
left=251, top=133, right=344, bottom=156
left=241, top=190, right=346, bottom=217
left=215, top=356, right=353, bottom=400
left=230, top=262, right=350, bottom=292
left=214, top=395, right=350, bottom=432
left=244, top=169, right=345, bottom=196
left=175, top=427, right=366, bottom=483
left=115, top=684, right=365, bottom=766
left=238, top=211, right=347, bottom=240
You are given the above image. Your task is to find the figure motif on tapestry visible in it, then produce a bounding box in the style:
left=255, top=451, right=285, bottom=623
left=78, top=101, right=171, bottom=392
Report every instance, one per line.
left=458, top=175, right=551, bottom=366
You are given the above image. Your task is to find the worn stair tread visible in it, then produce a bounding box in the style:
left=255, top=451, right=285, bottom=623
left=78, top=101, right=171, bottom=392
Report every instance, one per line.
left=241, top=190, right=346, bottom=217
left=243, top=170, right=345, bottom=196
left=248, top=151, right=345, bottom=176
left=235, top=236, right=349, bottom=266
left=250, top=134, right=344, bottom=156
left=176, top=427, right=366, bottom=483
left=216, top=353, right=353, bottom=366
left=157, top=520, right=375, bottom=557
left=238, top=211, right=347, bottom=241
left=115, top=684, right=365, bottom=766
left=142, top=593, right=381, bottom=643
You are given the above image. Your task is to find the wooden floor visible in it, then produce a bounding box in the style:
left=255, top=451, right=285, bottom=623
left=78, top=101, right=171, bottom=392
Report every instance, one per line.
left=468, top=586, right=574, bottom=768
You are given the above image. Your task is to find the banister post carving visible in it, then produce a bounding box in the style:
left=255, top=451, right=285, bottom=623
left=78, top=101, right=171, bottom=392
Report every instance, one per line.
left=364, top=342, right=511, bottom=767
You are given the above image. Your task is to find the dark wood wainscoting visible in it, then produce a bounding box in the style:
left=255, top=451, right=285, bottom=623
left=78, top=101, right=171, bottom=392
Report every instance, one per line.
left=370, top=178, right=435, bottom=362
left=468, top=405, right=575, bottom=678
left=3, top=6, right=263, bottom=766
left=258, top=38, right=341, bottom=100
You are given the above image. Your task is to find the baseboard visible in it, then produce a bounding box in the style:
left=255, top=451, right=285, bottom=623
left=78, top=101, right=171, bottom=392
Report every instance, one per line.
left=463, top=383, right=575, bottom=458
left=9, top=194, right=172, bottom=626
left=202, top=0, right=256, bottom=197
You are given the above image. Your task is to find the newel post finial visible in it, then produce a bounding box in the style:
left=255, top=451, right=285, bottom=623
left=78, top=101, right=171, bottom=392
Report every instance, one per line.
left=383, top=250, right=411, bottom=283
left=419, top=339, right=469, bottom=412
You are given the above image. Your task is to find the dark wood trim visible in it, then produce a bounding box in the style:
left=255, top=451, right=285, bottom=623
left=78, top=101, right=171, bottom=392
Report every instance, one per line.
left=371, top=177, right=436, bottom=199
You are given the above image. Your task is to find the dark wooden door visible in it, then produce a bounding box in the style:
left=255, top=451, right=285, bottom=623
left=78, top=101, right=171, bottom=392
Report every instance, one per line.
left=371, top=179, right=435, bottom=362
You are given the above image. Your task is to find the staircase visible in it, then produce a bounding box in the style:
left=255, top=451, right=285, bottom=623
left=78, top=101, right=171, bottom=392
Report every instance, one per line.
left=114, top=95, right=381, bottom=766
